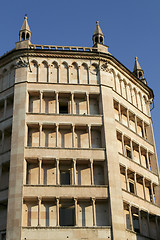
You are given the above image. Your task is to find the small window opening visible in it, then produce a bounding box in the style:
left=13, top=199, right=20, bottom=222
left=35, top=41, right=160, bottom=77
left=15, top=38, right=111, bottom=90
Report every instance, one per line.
left=1, top=233, right=6, bottom=240
left=60, top=170, right=70, bottom=185
left=59, top=102, right=68, bottom=114
left=60, top=205, right=75, bottom=226
left=95, top=37, right=98, bottom=43
left=26, top=33, right=30, bottom=40
left=126, top=148, right=132, bottom=159
left=139, top=72, right=143, bottom=79
left=100, top=37, right=103, bottom=43
left=129, top=182, right=135, bottom=194
left=22, top=32, right=25, bottom=41
left=132, top=214, right=140, bottom=233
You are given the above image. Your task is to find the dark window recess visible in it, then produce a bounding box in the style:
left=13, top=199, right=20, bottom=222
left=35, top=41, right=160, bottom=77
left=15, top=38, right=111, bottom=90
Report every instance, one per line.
left=129, top=182, right=135, bottom=194
left=126, top=149, right=132, bottom=159
left=59, top=207, right=75, bottom=226
left=1, top=233, right=6, bottom=240
left=132, top=215, right=140, bottom=233
left=59, top=102, right=68, bottom=114
left=60, top=171, right=70, bottom=185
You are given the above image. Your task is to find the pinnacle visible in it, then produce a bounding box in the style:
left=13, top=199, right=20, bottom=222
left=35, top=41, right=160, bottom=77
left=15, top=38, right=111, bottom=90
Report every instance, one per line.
left=20, top=15, right=31, bottom=32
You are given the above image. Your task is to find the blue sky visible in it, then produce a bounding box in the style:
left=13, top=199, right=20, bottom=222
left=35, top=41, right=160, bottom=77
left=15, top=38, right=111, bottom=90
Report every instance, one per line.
left=0, top=0, right=160, bottom=167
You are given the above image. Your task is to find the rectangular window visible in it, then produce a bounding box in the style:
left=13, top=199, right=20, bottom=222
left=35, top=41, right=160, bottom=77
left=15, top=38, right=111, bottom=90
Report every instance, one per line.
left=59, top=205, right=75, bottom=226
left=129, top=181, right=135, bottom=194
left=126, top=148, right=132, bottom=159
left=59, top=102, right=68, bottom=114
left=60, top=170, right=70, bottom=185
left=132, top=214, right=140, bottom=233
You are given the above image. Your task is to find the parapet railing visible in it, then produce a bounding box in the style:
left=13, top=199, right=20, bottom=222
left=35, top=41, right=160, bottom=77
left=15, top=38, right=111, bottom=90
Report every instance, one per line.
left=29, top=44, right=98, bottom=52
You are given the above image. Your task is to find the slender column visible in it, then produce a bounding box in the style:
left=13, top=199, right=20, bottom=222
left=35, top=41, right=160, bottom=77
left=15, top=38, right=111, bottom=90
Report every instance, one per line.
left=56, top=159, right=60, bottom=185
left=125, top=167, right=129, bottom=191
left=86, top=93, right=90, bottom=115
left=72, top=125, right=75, bottom=148
left=2, top=130, right=4, bottom=152
left=74, top=198, right=78, bottom=226
left=39, top=124, right=42, bottom=147
left=155, top=216, right=159, bottom=239
left=73, top=159, right=77, bottom=185
left=138, top=145, right=142, bottom=165
left=88, top=125, right=91, bottom=148
left=56, top=124, right=59, bottom=147
left=71, top=92, right=74, bottom=114
left=23, top=160, right=27, bottom=184
left=38, top=197, right=41, bottom=226
left=122, top=134, right=125, bottom=155
left=135, top=115, right=138, bottom=133
left=151, top=182, right=154, bottom=203
left=48, top=65, right=50, bottom=83
left=146, top=151, right=150, bottom=170
left=138, top=209, right=142, bottom=234
left=0, top=164, right=2, bottom=178
left=92, top=198, right=96, bottom=226
left=130, top=140, right=133, bottom=160
left=40, top=91, right=43, bottom=113
left=78, top=66, right=80, bottom=84
left=134, top=172, right=137, bottom=195
left=129, top=205, right=133, bottom=231
left=38, top=64, right=40, bottom=82
left=3, top=98, right=7, bottom=119
left=68, top=65, right=71, bottom=84
left=39, top=158, right=42, bottom=185
left=88, top=67, right=90, bottom=84
left=56, top=198, right=59, bottom=226
left=57, top=65, right=60, bottom=83
left=118, top=103, right=121, bottom=122
left=90, top=159, right=94, bottom=185
left=143, top=177, right=146, bottom=200
left=127, top=109, right=130, bottom=127
left=56, top=92, right=59, bottom=114
left=147, top=212, right=151, bottom=237
left=142, top=121, right=145, bottom=138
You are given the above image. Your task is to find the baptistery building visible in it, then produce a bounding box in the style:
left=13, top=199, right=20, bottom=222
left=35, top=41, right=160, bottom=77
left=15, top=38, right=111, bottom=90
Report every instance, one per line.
left=0, top=17, right=160, bottom=240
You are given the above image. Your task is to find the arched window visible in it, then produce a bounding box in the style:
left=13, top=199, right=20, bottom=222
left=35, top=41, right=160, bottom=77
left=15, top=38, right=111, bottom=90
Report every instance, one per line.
left=0, top=74, right=3, bottom=92
left=137, top=92, right=142, bottom=111
left=116, top=75, right=121, bottom=94
left=142, top=96, right=148, bottom=115
left=40, top=62, right=48, bottom=82
left=121, top=80, right=127, bottom=98
left=9, top=65, right=15, bottom=87
left=132, top=88, right=137, bottom=107
left=2, top=69, right=8, bottom=90
left=110, top=70, right=116, bottom=90
left=81, top=63, right=89, bottom=84
left=126, top=84, right=132, bottom=103
left=50, top=62, right=59, bottom=83
left=60, top=62, right=69, bottom=83
left=90, top=64, right=99, bottom=84
left=70, top=62, right=79, bottom=84
left=29, top=61, right=38, bottom=82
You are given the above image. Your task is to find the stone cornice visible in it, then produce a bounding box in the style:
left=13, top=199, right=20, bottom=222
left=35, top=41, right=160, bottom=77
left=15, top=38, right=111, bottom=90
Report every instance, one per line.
left=0, top=48, right=154, bottom=99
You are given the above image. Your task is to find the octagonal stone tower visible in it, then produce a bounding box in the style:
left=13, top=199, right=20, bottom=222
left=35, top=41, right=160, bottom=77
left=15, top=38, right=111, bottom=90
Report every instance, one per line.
left=0, top=17, right=160, bottom=240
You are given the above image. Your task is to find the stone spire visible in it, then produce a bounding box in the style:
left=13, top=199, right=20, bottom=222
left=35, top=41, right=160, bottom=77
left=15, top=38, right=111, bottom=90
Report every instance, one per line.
left=133, top=57, right=147, bottom=84
left=92, top=21, right=104, bottom=45
left=133, top=57, right=144, bottom=79
left=19, top=15, right=31, bottom=41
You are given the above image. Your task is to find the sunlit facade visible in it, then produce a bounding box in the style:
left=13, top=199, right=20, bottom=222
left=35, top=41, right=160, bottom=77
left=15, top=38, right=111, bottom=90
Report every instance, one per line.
left=0, top=17, right=160, bottom=240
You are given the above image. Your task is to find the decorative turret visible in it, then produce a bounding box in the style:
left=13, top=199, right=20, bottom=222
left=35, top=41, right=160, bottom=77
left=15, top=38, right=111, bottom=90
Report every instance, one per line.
left=133, top=57, right=147, bottom=84
left=19, top=15, right=31, bottom=41
left=92, top=21, right=104, bottom=45
left=92, top=21, right=109, bottom=53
